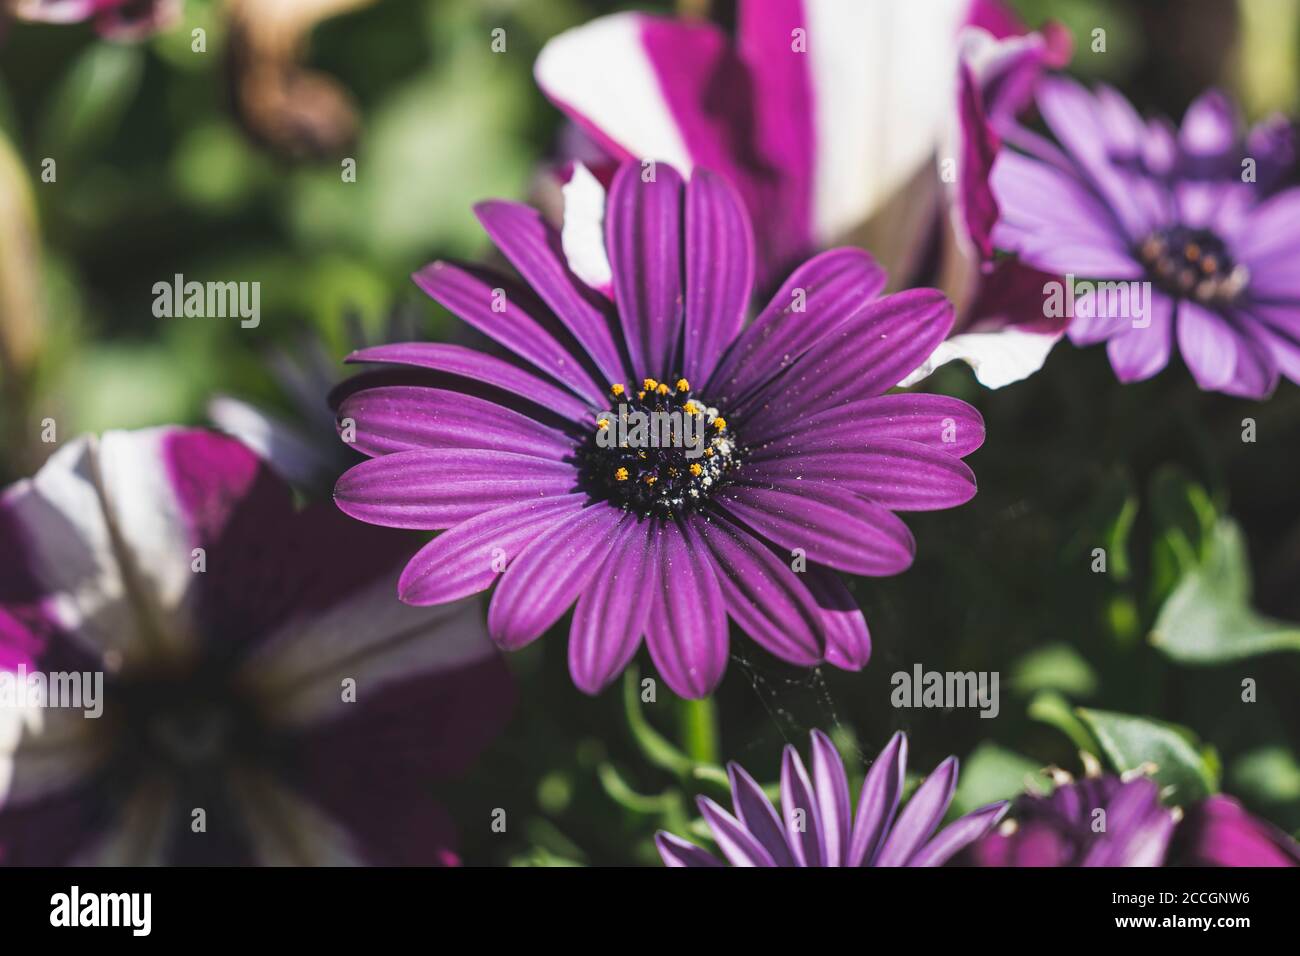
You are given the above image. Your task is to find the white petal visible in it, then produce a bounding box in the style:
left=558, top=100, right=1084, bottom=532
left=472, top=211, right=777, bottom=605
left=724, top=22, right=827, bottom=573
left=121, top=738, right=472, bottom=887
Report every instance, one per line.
left=535, top=12, right=693, bottom=170
left=805, top=0, right=970, bottom=243
left=560, top=162, right=613, bottom=293
left=208, top=395, right=335, bottom=488
left=901, top=326, right=1062, bottom=389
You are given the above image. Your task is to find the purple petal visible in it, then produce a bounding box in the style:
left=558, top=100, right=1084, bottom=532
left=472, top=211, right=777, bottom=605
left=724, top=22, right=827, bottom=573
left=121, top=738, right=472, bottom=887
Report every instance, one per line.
left=874, top=755, right=959, bottom=866
left=1170, top=795, right=1300, bottom=867
left=655, top=830, right=723, bottom=867
left=744, top=439, right=978, bottom=512
left=1179, top=88, right=1238, bottom=157
left=396, top=495, right=588, bottom=606
left=337, top=386, right=579, bottom=459
left=486, top=503, right=628, bottom=649
left=754, top=393, right=985, bottom=459
left=848, top=731, right=907, bottom=866
left=334, top=449, right=578, bottom=531
left=695, top=511, right=824, bottom=666
left=344, top=343, right=591, bottom=425
left=696, top=796, right=778, bottom=866
left=412, top=261, right=604, bottom=402
left=568, top=519, right=655, bottom=694
left=473, top=199, right=628, bottom=385
left=803, top=567, right=871, bottom=671
left=708, top=248, right=887, bottom=406
left=605, top=161, right=686, bottom=377
left=683, top=169, right=755, bottom=386
left=780, top=745, right=825, bottom=867
left=645, top=519, right=728, bottom=698
left=733, top=290, right=956, bottom=426
left=907, top=801, right=1009, bottom=867
left=727, top=762, right=797, bottom=867
left=1176, top=300, right=1239, bottom=392
left=716, top=483, right=915, bottom=577
left=1105, top=292, right=1174, bottom=383
left=809, top=730, right=851, bottom=867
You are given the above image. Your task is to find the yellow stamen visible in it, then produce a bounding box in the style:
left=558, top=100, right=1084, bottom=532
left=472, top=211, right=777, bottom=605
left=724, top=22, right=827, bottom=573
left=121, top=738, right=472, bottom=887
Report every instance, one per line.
left=614, top=467, right=629, bottom=482
left=596, top=418, right=610, bottom=430
left=682, top=401, right=698, bottom=415
left=637, top=390, right=646, bottom=400
left=642, top=378, right=658, bottom=391
left=655, top=383, right=670, bottom=396
left=712, top=417, right=727, bottom=431
left=675, top=378, right=689, bottom=392
left=689, top=463, right=702, bottom=477
left=644, top=475, right=657, bottom=486
left=610, top=383, right=625, bottom=397
left=704, top=448, right=715, bottom=458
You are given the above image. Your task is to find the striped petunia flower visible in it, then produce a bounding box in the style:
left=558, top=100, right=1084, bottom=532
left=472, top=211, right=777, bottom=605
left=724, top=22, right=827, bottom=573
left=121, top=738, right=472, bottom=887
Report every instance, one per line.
left=655, top=730, right=1008, bottom=867
left=332, top=160, right=983, bottom=699
left=8, top=0, right=180, bottom=40
left=535, top=0, right=1073, bottom=389
left=991, top=81, right=1300, bottom=398
left=0, top=428, right=511, bottom=865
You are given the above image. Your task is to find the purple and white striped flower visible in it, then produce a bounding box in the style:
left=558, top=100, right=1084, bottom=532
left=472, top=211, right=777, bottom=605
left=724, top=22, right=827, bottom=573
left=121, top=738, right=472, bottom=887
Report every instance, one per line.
left=332, top=160, right=983, bottom=699
left=992, top=81, right=1300, bottom=398
left=535, top=0, right=1072, bottom=389
left=8, top=0, right=179, bottom=40
left=656, top=730, right=1008, bottom=867
left=0, top=427, right=511, bottom=865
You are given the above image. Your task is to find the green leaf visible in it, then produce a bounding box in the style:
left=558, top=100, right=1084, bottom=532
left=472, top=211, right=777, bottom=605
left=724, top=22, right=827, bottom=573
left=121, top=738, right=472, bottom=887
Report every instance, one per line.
left=1151, top=518, right=1300, bottom=662
left=1011, top=643, right=1099, bottom=698
left=39, top=44, right=144, bottom=157
left=950, top=743, right=1050, bottom=815
left=1028, top=690, right=1100, bottom=755
left=1075, top=708, right=1218, bottom=805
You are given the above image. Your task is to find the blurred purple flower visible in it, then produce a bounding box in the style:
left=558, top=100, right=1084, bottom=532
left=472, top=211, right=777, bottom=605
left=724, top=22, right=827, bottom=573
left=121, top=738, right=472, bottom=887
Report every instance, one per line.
left=1168, top=795, right=1300, bottom=867
left=9, top=0, right=179, bottom=40
left=332, top=160, right=982, bottom=698
left=963, top=773, right=1177, bottom=866
left=535, top=0, right=1072, bottom=389
left=992, top=81, right=1300, bottom=398
left=656, top=730, right=1008, bottom=867
left=0, top=427, right=511, bottom=865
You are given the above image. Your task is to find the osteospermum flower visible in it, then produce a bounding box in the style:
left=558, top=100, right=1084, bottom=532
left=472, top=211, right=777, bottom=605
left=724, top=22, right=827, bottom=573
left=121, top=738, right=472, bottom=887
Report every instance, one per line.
left=332, top=161, right=982, bottom=698
left=0, top=428, right=511, bottom=865
left=655, top=730, right=1008, bottom=867
left=8, top=0, right=180, bottom=40
left=535, top=0, right=1073, bottom=388
left=992, top=81, right=1300, bottom=398
left=965, top=769, right=1300, bottom=867
left=963, top=771, right=1178, bottom=866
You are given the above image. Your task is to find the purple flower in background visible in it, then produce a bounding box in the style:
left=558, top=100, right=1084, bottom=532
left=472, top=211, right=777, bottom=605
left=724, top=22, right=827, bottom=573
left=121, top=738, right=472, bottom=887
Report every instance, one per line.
left=656, top=730, right=1008, bottom=867
left=992, top=81, right=1300, bottom=398
left=1168, top=795, right=1300, bottom=867
left=963, top=773, right=1177, bottom=866
left=9, top=0, right=179, bottom=40
left=0, top=428, right=511, bottom=865
left=535, top=0, right=1073, bottom=388
left=332, top=161, right=982, bottom=698
left=965, top=771, right=1300, bottom=867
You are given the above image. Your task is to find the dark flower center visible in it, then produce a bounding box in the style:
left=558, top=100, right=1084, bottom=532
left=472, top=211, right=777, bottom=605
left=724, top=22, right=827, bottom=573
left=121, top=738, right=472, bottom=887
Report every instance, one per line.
left=578, top=377, right=742, bottom=517
left=1137, top=226, right=1249, bottom=305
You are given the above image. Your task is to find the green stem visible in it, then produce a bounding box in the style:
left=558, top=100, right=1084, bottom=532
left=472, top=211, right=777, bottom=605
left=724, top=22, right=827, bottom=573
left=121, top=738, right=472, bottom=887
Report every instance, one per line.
left=678, top=696, right=719, bottom=766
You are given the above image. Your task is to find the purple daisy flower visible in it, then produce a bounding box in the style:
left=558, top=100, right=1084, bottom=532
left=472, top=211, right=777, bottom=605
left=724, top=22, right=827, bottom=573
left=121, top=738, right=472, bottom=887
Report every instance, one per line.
left=332, top=161, right=983, bottom=698
left=1168, top=794, right=1300, bottom=867
left=963, top=772, right=1177, bottom=866
left=0, top=427, right=512, bottom=865
left=655, top=730, right=1008, bottom=867
left=9, top=0, right=179, bottom=40
left=992, top=80, right=1300, bottom=398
